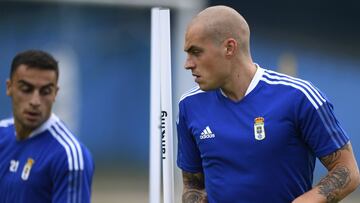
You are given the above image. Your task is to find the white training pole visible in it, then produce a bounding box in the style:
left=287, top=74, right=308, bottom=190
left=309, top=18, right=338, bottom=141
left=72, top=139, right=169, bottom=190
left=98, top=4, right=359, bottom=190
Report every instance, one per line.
left=159, top=8, right=175, bottom=203
left=149, top=7, right=161, bottom=203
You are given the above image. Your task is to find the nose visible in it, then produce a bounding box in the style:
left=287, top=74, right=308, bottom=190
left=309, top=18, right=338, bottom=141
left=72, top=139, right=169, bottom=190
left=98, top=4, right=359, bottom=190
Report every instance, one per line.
left=29, top=91, right=41, bottom=108
left=184, top=56, right=195, bottom=70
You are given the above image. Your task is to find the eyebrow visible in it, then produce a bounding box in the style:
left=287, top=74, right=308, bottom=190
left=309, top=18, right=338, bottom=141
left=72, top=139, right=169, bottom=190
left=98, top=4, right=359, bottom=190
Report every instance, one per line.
left=184, top=45, right=203, bottom=53
left=17, top=80, right=55, bottom=89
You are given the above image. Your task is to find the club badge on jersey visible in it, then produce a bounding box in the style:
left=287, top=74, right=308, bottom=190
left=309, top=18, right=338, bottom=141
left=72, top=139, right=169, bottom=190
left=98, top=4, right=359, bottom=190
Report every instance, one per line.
left=254, top=117, right=265, bottom=140
left=21, top=158, right=35, bottom=181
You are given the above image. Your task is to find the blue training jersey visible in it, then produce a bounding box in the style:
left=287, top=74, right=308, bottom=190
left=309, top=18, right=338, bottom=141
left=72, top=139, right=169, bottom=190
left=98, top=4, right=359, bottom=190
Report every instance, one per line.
left=0, top=114, right=94, bottom=203
left=177, top=65, right=349, bottom=203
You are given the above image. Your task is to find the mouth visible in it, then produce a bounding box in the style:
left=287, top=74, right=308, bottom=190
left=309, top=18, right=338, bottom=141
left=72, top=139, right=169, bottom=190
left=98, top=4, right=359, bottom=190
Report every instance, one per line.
left=24, top=111, right=41, bottom=121
left=192, top=73, right=201, bottom=82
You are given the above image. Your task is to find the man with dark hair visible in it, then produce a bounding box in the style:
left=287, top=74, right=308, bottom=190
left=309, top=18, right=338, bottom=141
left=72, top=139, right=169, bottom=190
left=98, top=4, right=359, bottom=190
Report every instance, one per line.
left=0, top=49, right=94, bottom=203
left=10, top=50, right=59, bottom=80
left=177, top=5, right=360, bottom=203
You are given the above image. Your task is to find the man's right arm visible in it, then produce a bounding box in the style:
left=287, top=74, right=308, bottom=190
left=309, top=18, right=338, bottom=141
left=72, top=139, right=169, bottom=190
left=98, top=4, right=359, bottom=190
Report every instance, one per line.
left=182, top=171, right=208, bottom=203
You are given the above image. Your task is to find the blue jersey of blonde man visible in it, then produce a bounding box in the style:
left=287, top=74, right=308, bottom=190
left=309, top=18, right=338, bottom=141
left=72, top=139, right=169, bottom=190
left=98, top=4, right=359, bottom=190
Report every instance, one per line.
left=177, top=5, right=360, bottom=203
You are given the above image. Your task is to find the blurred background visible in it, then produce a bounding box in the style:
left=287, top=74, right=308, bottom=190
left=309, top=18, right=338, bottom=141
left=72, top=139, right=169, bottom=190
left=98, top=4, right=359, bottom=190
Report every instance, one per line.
left=0, top=0, right=359, bottom=202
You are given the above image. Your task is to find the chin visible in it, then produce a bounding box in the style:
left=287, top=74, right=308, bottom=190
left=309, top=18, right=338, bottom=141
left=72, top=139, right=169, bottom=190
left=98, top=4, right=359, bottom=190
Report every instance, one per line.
left=24, top=121, right=42, bottom=130
left=198, top=84, right=216, bottom=91
left=23, top=117, right=46, bottom=129
left=198, top=85, right=207, bottom=91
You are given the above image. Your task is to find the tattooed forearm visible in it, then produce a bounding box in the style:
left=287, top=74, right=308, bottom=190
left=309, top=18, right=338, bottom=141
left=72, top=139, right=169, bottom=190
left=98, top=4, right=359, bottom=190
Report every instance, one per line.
left=317, top=165, right=351, bottom=203
left=182, top=189, right=208, bottom=203
left=315, top=143, right=360, bottom=202
left=182, top=171, right=207, bottom=203
left=320, top=144, right=350, bottom=168
left=183, top=172, right=205, bottom=189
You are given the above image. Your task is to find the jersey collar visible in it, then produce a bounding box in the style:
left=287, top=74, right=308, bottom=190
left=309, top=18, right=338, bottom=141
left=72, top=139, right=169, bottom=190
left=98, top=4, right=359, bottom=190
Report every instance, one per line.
left=244, top=63, right=264, bottom=96
left=26, top=113, right=59, bottom=139
left=220, top=63, right=264, bottom=98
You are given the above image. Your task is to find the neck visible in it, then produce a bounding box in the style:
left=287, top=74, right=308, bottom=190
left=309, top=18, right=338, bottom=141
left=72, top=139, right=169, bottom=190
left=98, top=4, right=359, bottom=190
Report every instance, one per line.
left=15, top=122, right=33, bottom=141
left=220, top=60, right=257, bottom=101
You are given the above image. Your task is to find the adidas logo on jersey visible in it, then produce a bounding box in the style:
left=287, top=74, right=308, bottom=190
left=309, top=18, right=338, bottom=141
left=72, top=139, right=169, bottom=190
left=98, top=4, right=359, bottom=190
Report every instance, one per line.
left=200, top=126, right=215, bottom=139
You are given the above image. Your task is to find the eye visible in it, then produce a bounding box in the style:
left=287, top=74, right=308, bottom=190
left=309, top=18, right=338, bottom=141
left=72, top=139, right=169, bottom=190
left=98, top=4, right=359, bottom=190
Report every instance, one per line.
left=191, top=49, right=202, bottom=56
left=40, top=87, right=53, bottom=96
left=19, top=84, right=33, bottom=93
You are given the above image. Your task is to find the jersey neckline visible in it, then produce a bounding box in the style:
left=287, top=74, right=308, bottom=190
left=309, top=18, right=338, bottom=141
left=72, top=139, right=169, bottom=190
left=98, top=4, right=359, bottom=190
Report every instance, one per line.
left=217, top=63, right=264, bottom=104
left=15, top=113, right=60, bottom=141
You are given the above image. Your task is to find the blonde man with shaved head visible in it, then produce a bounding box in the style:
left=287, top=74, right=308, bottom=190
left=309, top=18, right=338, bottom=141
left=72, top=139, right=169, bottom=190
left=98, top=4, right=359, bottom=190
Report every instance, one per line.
left=177, top=5, right=359, bottom=203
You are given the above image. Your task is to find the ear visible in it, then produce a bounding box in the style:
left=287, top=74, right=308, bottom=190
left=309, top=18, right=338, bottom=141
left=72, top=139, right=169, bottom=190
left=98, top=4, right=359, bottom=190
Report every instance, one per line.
left=224, top=38, right=237, bottom=57
left=6, top=79, right=12, bottom=96
left=53, top=86, right=59, bottom=101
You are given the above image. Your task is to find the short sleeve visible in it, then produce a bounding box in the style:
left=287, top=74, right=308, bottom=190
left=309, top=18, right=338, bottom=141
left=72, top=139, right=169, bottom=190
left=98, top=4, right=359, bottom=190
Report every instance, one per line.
left=177, top=101, right=203, bottom=173
left=51, top=145, right=94, bottom=203
left=297, top=90, right=349, bottom=158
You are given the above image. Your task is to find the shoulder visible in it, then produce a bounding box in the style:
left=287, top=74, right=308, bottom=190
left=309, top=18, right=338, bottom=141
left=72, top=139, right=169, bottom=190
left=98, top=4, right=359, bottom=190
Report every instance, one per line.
left=0, top=118, right=14, bottom=142
left=260, top=68, right=315, bottom=92
left=47, top=115, right=93, bottom=171
left=0, top=117, right=14, bottom=137
left=178, top=86, right=209, bottom=104
left=0, top=117, right=14, bottom=128
left=260, top=68, right=327, bottom=109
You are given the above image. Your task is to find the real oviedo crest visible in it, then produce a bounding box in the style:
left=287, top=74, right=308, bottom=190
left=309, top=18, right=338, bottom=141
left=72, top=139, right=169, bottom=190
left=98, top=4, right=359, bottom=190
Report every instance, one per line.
left=21, top=158, right=35, bottom=181
left=254, top=117, right=265, bottom=140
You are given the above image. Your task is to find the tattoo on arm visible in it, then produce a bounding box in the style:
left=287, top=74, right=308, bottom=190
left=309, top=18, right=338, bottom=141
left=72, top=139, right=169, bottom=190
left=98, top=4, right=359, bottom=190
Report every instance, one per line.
left=320, top=144, right=350, bottom=168
left=317, top=144, right=351, bottom=203
left=182, top=171, right=207, bottom=203
left=317, top=166, right=350, bottom=203
left=183, top=189, right=207, bottom=203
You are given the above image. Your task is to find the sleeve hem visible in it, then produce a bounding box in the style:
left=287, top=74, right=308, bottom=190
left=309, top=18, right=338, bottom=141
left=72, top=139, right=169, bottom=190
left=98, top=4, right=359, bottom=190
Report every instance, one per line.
left=177, top=160, right=203, bottom=173
left=316, top=139, right=350, bottom=158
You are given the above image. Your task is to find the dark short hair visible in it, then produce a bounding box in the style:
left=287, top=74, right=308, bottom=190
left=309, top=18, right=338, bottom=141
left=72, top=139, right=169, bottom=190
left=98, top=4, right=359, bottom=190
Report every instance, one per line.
left=10, top=49, right=59, bottom=80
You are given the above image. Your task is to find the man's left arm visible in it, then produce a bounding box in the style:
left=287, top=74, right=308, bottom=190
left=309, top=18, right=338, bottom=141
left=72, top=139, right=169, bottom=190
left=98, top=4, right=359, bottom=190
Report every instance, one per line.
left=52, top=146, right=94, bottom=203
left=293, top=142, right=360, bottom=203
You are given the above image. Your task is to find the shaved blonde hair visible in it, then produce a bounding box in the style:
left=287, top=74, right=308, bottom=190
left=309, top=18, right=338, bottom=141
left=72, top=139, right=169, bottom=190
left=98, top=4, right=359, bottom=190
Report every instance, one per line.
left=189, top=5, right=251, bottom=56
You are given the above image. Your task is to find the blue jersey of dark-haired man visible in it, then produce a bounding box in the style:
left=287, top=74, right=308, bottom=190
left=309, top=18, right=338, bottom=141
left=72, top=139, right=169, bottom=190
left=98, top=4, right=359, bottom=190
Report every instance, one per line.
left=0, top=50, right=94, bottom=203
